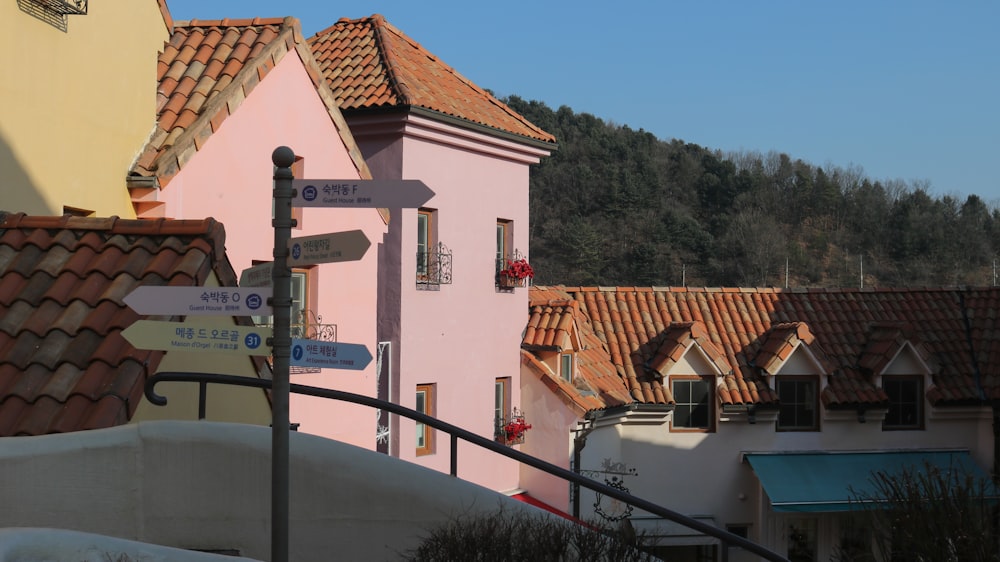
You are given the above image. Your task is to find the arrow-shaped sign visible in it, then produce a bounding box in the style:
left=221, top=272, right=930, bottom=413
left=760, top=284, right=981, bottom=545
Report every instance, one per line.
left=124, top=286, right=272, bottom=316
left=122, top=320, right=271, bottom=355
left=288, top=230, right=371, bottom=267
left=289, top=338, right=372, bottom=371
left=240, top=262, right=273, bottom=288
left=291, top=179, right=434, bottom=209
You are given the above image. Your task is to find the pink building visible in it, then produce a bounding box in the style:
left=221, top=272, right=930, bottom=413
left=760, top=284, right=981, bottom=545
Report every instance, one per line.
left=130, top=17, right=388, bottom=444
left=310, top=15, right=556, bottom=491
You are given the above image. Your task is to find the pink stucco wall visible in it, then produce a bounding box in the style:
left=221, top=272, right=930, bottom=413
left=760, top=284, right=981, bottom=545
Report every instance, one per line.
left=157, top=50, right=387, bottom=448
left=519, top=370, right=579, bottom=513
left=354, top=114, right=550, bottom=492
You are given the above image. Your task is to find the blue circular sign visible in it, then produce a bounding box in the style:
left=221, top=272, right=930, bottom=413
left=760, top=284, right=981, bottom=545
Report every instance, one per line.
left=302, top=185, right=318, bottom=201
left=244, top=333, right=262, bottom=350
left=291, top=243, right=301, bottom=259
left=292, top=345, right=304, bottom=361
left=246, top=293, right=262, bottom=310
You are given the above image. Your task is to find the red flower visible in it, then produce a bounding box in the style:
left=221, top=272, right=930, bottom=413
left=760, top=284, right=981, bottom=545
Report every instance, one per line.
left=500, top=258, right=534, bottom=280
left=503, top=419, right=532, bottom=440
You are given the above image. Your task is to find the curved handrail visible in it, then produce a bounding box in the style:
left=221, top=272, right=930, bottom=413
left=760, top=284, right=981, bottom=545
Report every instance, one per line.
left=145, top=372, right=788, bottom=561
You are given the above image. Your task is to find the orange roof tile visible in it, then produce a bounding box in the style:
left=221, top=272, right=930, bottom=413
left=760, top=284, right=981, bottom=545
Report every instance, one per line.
left=132, top=16, right=371, bottom=209
left=523, top=292, right=632, bottom=410
left=526, top=285, right=1000, bottom=412
left=309, top=15, right=556, bottom=145
left=0, top=212, right=268, bottom=437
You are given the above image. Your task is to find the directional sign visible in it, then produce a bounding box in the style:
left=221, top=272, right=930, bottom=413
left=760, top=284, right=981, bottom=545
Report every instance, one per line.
left=122, top=320, right=271, bottom=355
left=291, top=179, right=434, bottom=209
left=289, top=338, right=372, bottom=371
left=240, top=262, right=273, bottom=288
left=124, top=286, right=272, bottom=316
left=288, top=230, right=371, bottom=267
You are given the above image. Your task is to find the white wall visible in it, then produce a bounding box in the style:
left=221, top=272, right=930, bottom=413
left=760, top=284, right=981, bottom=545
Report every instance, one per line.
left=0, top=421, right=548, bottom=561
left=579, top=409, right=994, bottom=556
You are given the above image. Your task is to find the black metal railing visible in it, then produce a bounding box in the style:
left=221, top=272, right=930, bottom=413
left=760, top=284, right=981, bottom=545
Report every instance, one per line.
left=144, top=372, right=788, bottom=562
left=416, top=242, right=453, bottom=286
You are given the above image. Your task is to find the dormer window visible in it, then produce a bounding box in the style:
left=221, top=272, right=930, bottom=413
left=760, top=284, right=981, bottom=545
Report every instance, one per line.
left=671, top=376, right=714, bottom=431
left=776, top=377, right=819, bottom=431
left=560, top=352, right=573, bottom=382
left=882, top=376, right=923, bottom=430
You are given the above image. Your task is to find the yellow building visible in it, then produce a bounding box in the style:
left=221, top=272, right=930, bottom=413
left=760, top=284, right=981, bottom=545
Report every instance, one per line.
left=0, top=0, right=170, bottom=217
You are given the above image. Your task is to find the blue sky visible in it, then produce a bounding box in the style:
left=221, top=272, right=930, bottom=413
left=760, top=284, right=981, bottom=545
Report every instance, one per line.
left=166, top=1, right=999, bottom=203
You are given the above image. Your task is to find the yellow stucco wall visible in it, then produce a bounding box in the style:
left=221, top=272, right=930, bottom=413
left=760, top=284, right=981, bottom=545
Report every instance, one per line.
left=0, top=0, right=169, bottom=217
left=130, top=273, right=273, bottom=426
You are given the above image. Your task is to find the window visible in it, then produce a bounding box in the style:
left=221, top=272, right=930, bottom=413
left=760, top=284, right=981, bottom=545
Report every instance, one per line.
left=672, top=376, right=713, bottom=430
left=726, top=524, right=750, bottom=541
left=560, top=353, right=574, bottom=383
left=252, top=268, right=311, bottom=335
left=288, top=270, right=307, bottom=335
left=838, top=517, right=872, bottom=560
left=787, top=518, right=818, bottom=562
left=883, top=376, right=923, bottom=430
left=777, top=377, right=818, bottom=431
left=416, top=209, right=433, bottom=277
left=495, top=377, right=510, bottom=429
left=416, top=383, right=435, bottom=456
left=496, top=219, right=512, bottom=271
left=414, top=208, right=451, bottom=286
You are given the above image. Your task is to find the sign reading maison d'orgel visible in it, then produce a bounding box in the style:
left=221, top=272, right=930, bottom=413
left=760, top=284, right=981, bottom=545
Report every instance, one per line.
left=290, top=179, right=434, bottom=209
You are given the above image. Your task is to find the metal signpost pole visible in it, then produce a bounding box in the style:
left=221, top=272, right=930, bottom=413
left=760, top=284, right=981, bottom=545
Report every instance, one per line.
left=270, top=146, right=295, bottom=562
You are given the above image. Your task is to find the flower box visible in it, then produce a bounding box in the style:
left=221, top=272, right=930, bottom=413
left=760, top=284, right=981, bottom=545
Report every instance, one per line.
left=497, top=257, right=533, bottom=289
left=495, top=408, right=531, bottom=446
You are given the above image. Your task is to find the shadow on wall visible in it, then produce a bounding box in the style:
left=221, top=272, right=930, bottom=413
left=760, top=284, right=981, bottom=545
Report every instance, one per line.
left=15, top=0, right=70, bottom=32
left=0, top=129, right=51, bottom=215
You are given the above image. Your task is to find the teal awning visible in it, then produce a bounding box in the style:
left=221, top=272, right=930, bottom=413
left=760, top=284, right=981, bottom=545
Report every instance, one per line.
left=744, top=450, right=993, bottom=513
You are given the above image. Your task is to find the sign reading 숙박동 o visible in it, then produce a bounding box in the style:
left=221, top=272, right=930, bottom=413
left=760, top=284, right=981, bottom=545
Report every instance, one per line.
left=124, top=286, right=272, bottom=316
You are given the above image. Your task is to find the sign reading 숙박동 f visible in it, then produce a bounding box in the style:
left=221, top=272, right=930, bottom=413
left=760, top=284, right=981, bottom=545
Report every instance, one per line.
left=291, top=179, right=434, bottom=209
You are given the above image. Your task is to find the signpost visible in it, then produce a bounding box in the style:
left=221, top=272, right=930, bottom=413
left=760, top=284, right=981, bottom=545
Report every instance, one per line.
left=291, top=178, right=434, bottom=208
left=124, top=286, right=272, bottom=316
left=289, top=338, right=373, bottom=371
left=121, top=320, right=270, bottom=355
left=288, top=230, right=370, bottom=267
left=270, top=153, right=435, bottom=562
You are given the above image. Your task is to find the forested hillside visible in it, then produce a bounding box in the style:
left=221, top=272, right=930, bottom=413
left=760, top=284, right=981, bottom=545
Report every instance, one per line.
left=505, top=96, right=999, bottom=288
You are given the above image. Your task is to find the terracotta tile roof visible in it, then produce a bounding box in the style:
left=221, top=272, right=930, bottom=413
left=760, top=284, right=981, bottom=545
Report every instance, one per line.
left=0, top=213, right=264, bottom=437
left=131, top=16, right=371, bottom=212
left=526, top=286, right=1000, bottom=412
left=523, top=291, right=632, bottom=411
left=309, top=15, right=556, bottom=145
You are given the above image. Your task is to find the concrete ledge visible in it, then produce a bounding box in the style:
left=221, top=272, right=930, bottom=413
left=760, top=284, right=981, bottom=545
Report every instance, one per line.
left=0, top=528, right=259, bottom=562
left=0, top=421, right=543, bottom=561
